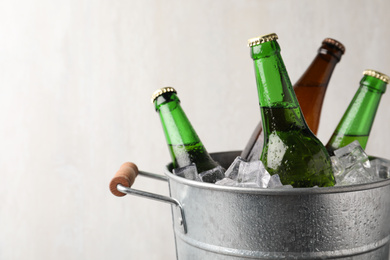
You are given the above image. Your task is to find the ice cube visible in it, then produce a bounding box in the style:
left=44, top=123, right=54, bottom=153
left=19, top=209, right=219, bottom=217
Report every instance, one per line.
left=199, top=165, right=225, bottom=183
left=237, top=182, right=263, bottom=188
left=224, top=156, right=246, bottom=180
left=370, top=158, right=390, bottom=179
left=173, top=163, right=201, bottom=181
left=215, top=178, right=238, bottom=187
left=267, top=174, right=284, bottom=188
left=334, top=140, right=370, bottom=169
left=335, top=162, right=375, bottom=186
left=330, top=156, right=345, bottom=178
left=237, top=160, right=271, bottom=188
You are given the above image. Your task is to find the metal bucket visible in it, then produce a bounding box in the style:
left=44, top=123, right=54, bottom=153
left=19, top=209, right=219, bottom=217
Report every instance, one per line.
left=112, top=151, right=390, bottom=259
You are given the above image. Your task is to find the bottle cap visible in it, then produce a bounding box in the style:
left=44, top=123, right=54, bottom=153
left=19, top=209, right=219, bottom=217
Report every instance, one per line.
left=363, top=69, right=390, bottom=84
left=322, top=38, right=345, bottom=54
left=248, top=33, right=278, bottom=47
left=151, top=87, right=177, bottom=103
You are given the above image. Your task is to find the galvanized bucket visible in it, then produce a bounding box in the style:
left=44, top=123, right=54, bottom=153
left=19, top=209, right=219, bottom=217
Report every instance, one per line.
left=110, top=151, right=390, bottom=260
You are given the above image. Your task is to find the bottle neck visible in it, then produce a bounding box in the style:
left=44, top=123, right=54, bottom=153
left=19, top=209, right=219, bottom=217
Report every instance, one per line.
left=154, top=92, right=219, bottom=173
left=294, top=45, right=341, bottom=88
left=154, top=93, right=201, bottom=146
left=318, top=42, right=344, bottom=62
left=251, top=40, right=306, bottom=128
left=293, top=43, right=343, bottom=134
left=326, top=75, right=386, bottom=150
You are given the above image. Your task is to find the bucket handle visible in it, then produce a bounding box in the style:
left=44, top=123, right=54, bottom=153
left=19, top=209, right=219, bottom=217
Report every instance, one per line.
left=109, top=162, right=187, bottom=234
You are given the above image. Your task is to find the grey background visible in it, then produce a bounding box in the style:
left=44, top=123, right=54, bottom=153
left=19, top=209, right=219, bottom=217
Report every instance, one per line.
left=1, top=0, right=389, bottom=259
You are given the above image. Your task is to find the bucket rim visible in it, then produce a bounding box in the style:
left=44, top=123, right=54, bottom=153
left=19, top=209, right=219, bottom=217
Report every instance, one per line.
left=164, top=151, right=390, bottom=196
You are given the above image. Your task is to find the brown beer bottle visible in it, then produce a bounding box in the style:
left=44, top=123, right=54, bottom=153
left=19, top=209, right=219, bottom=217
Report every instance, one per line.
left=241, top=38, right=345, bottom=161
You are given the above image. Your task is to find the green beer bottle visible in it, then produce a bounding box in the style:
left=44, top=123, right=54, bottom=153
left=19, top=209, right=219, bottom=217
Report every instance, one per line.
left=326, top=69, right=389, bottom=153
left=248, top=33, right=335, bottom=187
left=241, top=38, right=345, bottom=162
left=152, top=87, right=223, bottom=183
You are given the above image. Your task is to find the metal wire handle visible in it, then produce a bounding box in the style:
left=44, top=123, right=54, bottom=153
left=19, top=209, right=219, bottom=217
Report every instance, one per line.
left=109, top=163, right=187, bottom=234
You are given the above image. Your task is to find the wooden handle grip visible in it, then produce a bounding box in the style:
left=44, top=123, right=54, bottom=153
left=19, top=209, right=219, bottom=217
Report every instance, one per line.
left=110, top=162, right=139, bottom=197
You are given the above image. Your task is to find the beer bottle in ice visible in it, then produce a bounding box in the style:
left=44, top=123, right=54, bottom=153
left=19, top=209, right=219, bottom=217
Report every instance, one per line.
left=294, top=38, right=345, bottom=134
left=241, top=38, right=345, bottom=161
left=248, top=33, right=335, bottom=187
left=326, top=69, right=389, bottom=153
left=152, top=87, right=224, bottom=183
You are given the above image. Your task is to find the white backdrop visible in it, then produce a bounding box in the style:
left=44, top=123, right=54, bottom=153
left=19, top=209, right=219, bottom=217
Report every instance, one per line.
left=1, top=0, right=390, bottom=259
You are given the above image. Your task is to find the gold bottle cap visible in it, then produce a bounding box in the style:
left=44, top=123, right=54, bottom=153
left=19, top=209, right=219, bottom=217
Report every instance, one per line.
left=363, top=69, right=390, bottom=84
left=151, top=87, right=177, bottom=103
left=248, top=33, right=278, bottom=47
left=322, top=38, right=345, bottom=54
